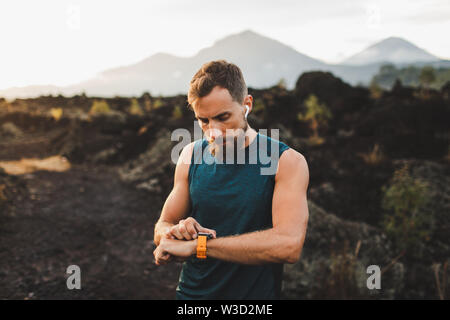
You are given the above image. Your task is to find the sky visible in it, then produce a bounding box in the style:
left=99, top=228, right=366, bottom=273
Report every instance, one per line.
left=1, top=0, right=449, bottom=90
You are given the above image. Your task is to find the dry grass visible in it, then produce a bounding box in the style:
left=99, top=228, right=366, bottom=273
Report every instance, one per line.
left=311, top=240, right=366, bottom=299
left=0, top=155, right=71, bottom=175
left=433, top=261, right=448, bottom=300
left=50, top=108, right=63, bottom=121
left=307, top=135, right=325, bottom=146
left=358, top=143, right=386, bottom=166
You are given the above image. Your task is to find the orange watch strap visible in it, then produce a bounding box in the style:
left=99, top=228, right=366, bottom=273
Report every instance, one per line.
left=197, top=235, right=207, bottom=259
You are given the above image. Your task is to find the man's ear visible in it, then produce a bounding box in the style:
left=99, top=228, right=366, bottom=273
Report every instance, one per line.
left=244, top=105, right=249, bottom=119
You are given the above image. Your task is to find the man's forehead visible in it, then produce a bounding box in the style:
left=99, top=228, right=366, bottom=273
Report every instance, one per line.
left=192, top=89, right=236, bottom=118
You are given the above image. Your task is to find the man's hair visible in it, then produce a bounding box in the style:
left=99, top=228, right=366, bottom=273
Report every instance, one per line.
left=187, top=60, right=248, bottom=110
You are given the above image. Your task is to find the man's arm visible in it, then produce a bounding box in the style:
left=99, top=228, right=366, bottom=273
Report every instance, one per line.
left=206, top=149, right=309, bottom=264
left=153, top=141, right=194, bottom=246
left=155, top=149, right=310, bottom=265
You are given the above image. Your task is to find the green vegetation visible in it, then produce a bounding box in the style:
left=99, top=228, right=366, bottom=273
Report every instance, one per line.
left=369, top=78, right=383, bottom=99
left=419, top=66, right=437, bottom=89
left=311, top=240, right=365, bottom=299
left=172, top=105, right=183, bottom=119
left=153, top=98, right=164, bottom=109
left=128, top=98, right=143, bottom=115
left=89, top=99, right=111, bottom=115
left=372, top=64, right=450, bottom=90
left=143, top=94, right=152, bottom=112
left=297, top=94, right=332, bottom=145
left=381, top=163, right=432, bottom=256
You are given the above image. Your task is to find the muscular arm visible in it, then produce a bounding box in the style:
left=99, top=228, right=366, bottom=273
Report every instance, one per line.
left=205, top=149, right=309, bottom=264
left=157, top=149, right=310, bottom=265
left=153, top=141, right=194, bottom=246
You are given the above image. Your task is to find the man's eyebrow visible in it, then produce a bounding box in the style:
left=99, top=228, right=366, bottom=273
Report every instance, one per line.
left=195, top=111, right=231, bottom=120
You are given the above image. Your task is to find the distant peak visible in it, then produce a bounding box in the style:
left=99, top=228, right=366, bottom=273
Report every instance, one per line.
left=151, top=52, right=175, bottom=58
left=384, top=36, right=407, bottom=42
left=374, top=36, right=417, bottom=47
left=342, top=35, right=438, bottom=65
left=238, top=29, right=259, bottom=36
left=221, top=29, right=265, bottom=41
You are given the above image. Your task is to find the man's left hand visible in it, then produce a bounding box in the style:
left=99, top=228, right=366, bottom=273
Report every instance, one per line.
left=153, top=238, right=196, bottom=266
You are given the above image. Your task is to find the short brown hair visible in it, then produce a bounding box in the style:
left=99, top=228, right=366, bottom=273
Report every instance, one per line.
left=187, top=60, right=248, bottom=110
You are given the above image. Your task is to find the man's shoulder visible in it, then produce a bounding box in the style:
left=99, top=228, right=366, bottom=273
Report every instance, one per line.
left=275, top=148, right=308, bottom=181
left=178, top=140, right=197, bottom=166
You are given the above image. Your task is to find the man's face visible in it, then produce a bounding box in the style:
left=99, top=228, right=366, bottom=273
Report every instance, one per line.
left=193, top=86, right=251, bottom=153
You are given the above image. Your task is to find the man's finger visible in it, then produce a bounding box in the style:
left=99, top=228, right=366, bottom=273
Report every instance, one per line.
left=196, top=225, right=217, bottom=238
left=178, top=223, right=192, bottom=240
left=155, top=250, right=172, bottom=265
left=185, top=222, right=198, bottom=239
left=164, top=230, right=176, bottom=239
left=170, top=225, right=184, bottom=240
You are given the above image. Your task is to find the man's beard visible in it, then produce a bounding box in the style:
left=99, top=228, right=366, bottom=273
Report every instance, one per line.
left=208, top=120, right=249, bottom=160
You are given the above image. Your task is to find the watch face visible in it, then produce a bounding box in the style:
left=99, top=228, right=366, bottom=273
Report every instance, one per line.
left=197, top=232, right=213, bottom=239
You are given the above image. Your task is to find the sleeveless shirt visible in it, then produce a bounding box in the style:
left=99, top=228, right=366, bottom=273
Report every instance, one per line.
left=176, top=132, right=290, bottom=300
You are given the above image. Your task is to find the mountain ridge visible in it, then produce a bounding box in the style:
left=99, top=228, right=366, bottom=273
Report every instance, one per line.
left=1, top=30, right=447, bottom=99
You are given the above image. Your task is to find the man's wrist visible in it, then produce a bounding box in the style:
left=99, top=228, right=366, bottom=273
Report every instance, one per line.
left=190, top=239, right=197, bottom=256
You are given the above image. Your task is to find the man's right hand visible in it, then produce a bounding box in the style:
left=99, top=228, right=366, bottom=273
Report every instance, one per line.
left=164, top=217, right=217, bottom=241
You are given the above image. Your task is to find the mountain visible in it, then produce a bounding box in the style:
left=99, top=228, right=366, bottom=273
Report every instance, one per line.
left=1, top=31, right=448, bottom=99
left=64, top=29, right=327, bottom=97
left=341, top=36, right=440, bottom=66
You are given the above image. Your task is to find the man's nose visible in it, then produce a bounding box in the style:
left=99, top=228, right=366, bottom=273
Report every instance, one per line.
left=206, top=126, right=223, bottom=142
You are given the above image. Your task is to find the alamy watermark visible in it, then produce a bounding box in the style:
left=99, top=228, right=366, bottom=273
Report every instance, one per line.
left=66, top=4, right=81, bottom=30
left=66, top=265, right=81, bottom=290
left=366, top=265, right=381, bottom=290
left=170, top=123, right=282, bottom=175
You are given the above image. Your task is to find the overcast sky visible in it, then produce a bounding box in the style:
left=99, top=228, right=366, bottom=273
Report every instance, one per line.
left=1, top=0, right=449, bottom=90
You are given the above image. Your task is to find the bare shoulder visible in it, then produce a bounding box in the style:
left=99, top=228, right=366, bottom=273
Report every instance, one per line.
left=174, top=141, right=196, bottom=184
left=177, top=141, right=197, bottom=166
left=275, top=148, right=309, bottom=189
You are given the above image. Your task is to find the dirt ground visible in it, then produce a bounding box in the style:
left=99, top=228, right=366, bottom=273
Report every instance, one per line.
left=0, top=162, right=182, bottom=299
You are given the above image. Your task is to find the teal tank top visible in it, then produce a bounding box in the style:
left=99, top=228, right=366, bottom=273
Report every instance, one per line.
left=176, top=132, right=290, bottom=300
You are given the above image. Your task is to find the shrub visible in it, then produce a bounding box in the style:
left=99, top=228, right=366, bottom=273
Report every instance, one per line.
left=297, top=94, right=332, bottom=140
left=153, top=98, right=164, bottom=109
left=311, top=240, right=367, bottom=299
left=419, top=66, right=436, bottom=89
left=128, top=98, right=143, bottom=115
left=381, top=163, right=432, bottom=256
left=172, top=105, right=183, bottom=119
left=369, top=79, right=383, bottom=99
left=50, top=108, right=63, bottom=121
left=89, top=99, right=111, bottom=115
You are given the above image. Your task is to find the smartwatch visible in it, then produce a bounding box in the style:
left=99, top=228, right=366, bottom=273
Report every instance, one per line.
left=196, top=232, right=213, bottom=259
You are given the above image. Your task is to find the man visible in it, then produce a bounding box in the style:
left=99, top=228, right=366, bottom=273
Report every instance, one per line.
left=153, top=60, right=309, bottom=299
